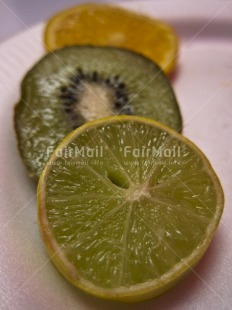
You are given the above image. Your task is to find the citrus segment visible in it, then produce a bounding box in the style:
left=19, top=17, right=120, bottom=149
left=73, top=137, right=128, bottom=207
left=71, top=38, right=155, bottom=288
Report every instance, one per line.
left=38, top=116, right=223, bottom=302
left=44, top=4, right=178, bottom=73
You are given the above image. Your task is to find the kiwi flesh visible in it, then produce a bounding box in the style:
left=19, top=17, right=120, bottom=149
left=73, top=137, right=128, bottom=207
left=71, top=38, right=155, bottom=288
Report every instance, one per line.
left=14, top=46, right=182, bottom=178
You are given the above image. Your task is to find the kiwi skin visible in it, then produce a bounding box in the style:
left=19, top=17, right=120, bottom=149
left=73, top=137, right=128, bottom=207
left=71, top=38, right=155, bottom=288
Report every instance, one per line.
left=14, top=46, right=182, bottom=179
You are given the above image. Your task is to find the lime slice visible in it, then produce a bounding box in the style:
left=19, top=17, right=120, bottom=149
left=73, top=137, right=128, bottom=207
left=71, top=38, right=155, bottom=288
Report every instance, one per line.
left=38, top=116, right=224, bottom=302
left=44, top=4, right=178, bottom=74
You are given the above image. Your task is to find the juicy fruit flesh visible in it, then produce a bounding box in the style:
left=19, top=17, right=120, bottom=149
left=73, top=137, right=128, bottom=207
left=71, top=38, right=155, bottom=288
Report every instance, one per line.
left=14, top=46, right=182, bottom=178
left=45, top=4, right=178, bottom=73
left=38, top=116, right=223, bottom=301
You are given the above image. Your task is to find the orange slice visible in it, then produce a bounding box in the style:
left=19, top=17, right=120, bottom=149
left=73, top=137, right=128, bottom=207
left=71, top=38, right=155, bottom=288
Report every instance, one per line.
left=44, top=4, right=178, bottom=74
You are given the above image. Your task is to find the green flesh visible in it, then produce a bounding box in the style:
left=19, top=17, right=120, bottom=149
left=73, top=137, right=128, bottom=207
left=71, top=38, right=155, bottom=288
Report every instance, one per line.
left=39, top=117, right=223, bottom=297
left=14, top=46, right=182, bottom=178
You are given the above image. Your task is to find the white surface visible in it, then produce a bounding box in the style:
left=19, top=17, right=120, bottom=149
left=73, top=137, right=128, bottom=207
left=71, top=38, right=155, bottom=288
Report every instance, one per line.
left=0, top=1, right=232, bottom=309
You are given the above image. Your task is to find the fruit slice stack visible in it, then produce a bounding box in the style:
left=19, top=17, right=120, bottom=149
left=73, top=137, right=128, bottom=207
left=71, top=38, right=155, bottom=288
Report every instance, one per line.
left=13, top=4, right=224, bottom=303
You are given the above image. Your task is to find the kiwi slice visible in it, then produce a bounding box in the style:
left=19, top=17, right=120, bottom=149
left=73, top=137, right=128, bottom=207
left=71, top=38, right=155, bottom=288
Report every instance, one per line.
left=14, top=46, right=182, bottom=178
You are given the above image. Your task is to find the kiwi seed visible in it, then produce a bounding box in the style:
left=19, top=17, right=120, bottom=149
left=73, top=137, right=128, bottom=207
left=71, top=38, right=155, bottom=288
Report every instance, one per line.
left=60, top=67, right=132, bottom=129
